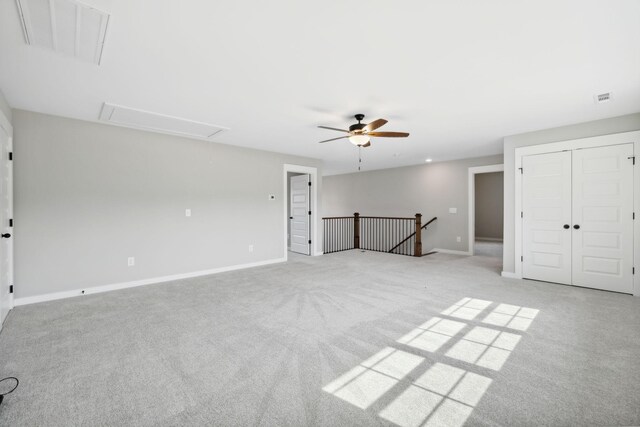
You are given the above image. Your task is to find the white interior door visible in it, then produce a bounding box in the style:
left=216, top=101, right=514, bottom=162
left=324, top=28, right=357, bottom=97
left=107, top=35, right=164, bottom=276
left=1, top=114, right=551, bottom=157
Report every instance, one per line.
left=290, top=174, right=310, bottom=255
left=572, top=144, right=634, bottom=293
left=522, top=151, right=572, bottom=284
left=0, top=123, right=12, bottom=326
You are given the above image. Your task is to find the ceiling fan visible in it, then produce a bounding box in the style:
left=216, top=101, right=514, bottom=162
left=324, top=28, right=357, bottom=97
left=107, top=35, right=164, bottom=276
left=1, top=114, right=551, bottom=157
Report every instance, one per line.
left=318, top=114, right=409, bottom=147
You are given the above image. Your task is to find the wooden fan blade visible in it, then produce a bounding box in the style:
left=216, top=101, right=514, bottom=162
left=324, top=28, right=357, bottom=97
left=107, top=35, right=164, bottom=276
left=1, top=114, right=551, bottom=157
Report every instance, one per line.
left=367, top=131, right=410, bottom=138
left=318, top=135, right=350, bottom=143
left=362, top=141, right=371, bottom=147
left=318, top=125, right=349, bottom=133
left=363, top=119, right=388, bottom=132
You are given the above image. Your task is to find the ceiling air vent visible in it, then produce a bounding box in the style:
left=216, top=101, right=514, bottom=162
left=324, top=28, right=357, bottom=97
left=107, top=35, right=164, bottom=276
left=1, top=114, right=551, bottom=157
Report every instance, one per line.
left=594, top=92, right=612, bottom=104
left=16, top=0, right=110, bottom=65
left=99, top=103, right=229, bottom=141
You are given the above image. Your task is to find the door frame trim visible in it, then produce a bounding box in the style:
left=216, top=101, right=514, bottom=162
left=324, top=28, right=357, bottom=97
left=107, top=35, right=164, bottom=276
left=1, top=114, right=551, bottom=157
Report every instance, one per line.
left=468, top=164, right=504, bottom=256
left=0, top=109, right=13, bottom=317
left=283, top=164, right=321, bottom=258
left=513, top=130, right=640, bottom=296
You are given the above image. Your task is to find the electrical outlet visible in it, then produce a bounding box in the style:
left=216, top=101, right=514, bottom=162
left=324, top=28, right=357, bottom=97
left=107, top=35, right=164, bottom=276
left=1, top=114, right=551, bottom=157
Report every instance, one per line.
left=449, top=207, right=457, bottom=214
left=456, top=236, right=461, bottom=242
left=128, top=257, right=135, bottom=266
left=268, top=194, right=276, bottom=200
left=185, top=209, right=191, bottom=217
left=249, top=245, right=254, bottom=252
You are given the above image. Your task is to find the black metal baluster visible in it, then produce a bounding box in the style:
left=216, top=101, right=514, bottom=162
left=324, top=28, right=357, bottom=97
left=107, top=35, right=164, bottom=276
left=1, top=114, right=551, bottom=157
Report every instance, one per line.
left=333, top=219, right=336, bottom=253
left=404, top=220, right=407, bottom=255
left=383, top=218, right=386, bottom=252
left=384, top=219, right=387, bottom=252
left=322, top=220, right=325, bottom=253
left=375, top=218, right=378, bottom=251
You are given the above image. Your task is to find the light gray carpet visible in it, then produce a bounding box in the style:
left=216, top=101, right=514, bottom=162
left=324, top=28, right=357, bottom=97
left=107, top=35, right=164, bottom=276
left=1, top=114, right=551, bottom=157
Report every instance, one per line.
left=0, top=250, right=639, bottom=426
left=473, top=240, right=503, bottom=259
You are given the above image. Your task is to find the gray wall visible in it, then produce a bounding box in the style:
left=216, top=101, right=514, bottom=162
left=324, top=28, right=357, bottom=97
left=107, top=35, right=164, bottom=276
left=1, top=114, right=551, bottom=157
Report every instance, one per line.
left=13, top=110, right=322, bottom=299
left=502, top=112, right=640, bottom=273
left=0, top=89, right=11, bottom=124
left=323, top=154, right=503, bottom=253
left=475, top=171, right=503, bottom=240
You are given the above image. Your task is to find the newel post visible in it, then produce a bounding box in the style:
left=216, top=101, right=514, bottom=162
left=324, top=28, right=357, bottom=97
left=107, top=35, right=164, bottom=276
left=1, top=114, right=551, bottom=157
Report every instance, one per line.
left=354, top=212, right=360, bottom=249
left=414, top=213, right=422, bottom=257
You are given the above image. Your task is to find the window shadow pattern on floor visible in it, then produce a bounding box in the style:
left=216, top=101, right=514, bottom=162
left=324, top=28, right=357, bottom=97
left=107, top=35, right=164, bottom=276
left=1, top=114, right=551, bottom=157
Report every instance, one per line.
left=323, top=298, right=539, bottom=427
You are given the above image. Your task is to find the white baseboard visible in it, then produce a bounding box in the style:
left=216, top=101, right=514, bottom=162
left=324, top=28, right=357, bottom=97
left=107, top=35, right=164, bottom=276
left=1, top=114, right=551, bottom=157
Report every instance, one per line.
left=432, top=248, right=472, bottom=256
left=501, top=271, right=521, bottom=279
left=14, top=257, right=287, bottom=306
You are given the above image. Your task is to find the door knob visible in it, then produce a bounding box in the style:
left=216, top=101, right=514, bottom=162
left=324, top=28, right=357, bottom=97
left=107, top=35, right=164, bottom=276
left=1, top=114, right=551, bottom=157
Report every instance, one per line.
left=573, top=225, right=580, bottom=230
left=1, top=233, right=10, bottom=238
left=563, top=224, right=570, bottom=229
left=289, top=216, right=293, bottom=219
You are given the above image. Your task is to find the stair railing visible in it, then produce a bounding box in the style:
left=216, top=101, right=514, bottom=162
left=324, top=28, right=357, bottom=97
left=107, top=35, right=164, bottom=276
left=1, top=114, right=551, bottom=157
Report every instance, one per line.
left=322, top=213, right=437, bottom=257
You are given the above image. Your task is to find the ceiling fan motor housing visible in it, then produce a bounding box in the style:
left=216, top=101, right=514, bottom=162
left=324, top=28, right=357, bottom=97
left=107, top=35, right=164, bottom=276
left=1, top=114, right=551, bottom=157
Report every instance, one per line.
left=349, top=123, right=366, bottom=132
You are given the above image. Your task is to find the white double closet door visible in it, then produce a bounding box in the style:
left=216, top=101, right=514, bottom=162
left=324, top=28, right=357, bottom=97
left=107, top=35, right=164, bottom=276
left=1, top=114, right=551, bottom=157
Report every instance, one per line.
left=522, top=143, right=634, bottom=294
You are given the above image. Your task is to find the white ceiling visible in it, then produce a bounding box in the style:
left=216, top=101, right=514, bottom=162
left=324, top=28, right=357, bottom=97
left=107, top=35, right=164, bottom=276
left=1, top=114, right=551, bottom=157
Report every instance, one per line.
left=1, top=0, right=639, bottom=175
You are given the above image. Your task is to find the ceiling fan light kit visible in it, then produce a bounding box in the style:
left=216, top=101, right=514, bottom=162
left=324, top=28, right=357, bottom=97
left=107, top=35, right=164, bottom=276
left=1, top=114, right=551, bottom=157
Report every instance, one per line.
left=349, top=134, right=370, bottom=146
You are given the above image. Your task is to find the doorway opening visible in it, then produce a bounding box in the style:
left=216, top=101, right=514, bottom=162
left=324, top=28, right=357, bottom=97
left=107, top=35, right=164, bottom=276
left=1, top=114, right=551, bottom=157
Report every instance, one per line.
left=288, top=172, right=310, bottom=256
left=283, top=164, right=319, bottom=260
left=468, top=164, right=504, bottom=262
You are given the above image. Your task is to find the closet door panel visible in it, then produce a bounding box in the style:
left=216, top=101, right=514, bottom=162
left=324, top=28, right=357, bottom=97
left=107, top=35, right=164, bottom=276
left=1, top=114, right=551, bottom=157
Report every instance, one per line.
left=522, top=151, right=573, bottom=284
left=572, top=144, right=634, bottom=294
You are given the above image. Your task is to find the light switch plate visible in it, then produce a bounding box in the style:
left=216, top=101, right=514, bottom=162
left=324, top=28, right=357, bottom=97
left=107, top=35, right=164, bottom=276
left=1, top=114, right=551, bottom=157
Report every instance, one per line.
left=185, top=209, right=191, bottom=217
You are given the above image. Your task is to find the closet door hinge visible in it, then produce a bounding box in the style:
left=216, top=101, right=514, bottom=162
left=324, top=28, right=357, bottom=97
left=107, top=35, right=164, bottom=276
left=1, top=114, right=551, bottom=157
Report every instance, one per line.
left=628, top=156, right=635, bottom=165
left=633, top=267, right=635, bottom=275
left=519, top=167, right=523, bottom=174
left=308, top=181, right=311, bottom=187
left=308, top=240, right=312, bottom=244
left=521, top=256, right=523, bottom=262
left=9, top=285, right=13, bottom=294
left=8, top=152, right=12, bottom=161
left=521, top=211, right=523, bottom=218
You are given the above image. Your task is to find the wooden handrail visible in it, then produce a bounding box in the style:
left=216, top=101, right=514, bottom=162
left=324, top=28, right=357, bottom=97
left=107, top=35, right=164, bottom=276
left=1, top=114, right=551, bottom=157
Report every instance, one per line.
left=388, top=216, right=438, bottom=254
left=322, top=216, right=355, bottom=219
left=359, top=216, right=415, bottom=220
left=422, top=216, right=438, bottom=229
left=322, top=215, right=415, bottom=220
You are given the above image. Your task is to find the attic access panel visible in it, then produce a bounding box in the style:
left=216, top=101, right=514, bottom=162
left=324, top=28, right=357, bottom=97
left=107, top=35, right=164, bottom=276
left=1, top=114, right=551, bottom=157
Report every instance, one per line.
left=16, top=0, right=110, bottom=64
left=99, top=103, right=229, bottom=141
